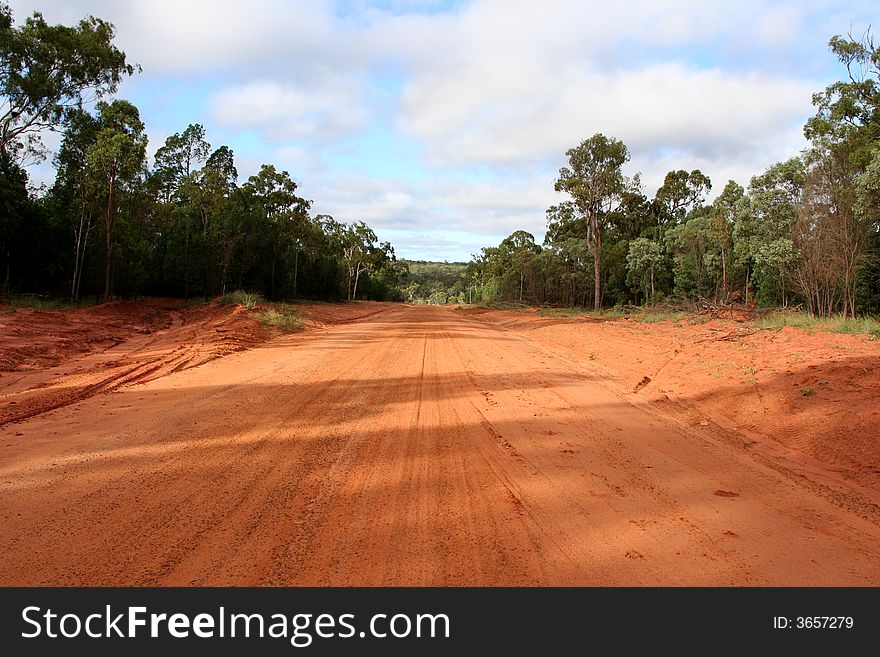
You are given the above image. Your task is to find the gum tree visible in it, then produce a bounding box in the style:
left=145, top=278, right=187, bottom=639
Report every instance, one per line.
left=554, top=134, right=631, bottom=310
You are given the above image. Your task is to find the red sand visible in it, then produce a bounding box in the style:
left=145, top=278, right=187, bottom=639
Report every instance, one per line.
left=1, top=302, right=878, bottom=585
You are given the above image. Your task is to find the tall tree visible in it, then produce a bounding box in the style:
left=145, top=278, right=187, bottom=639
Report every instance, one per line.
left=52, top=108, right=99, bottom=302
left=733, top=158, right=805, bottom=306
left=554, top=134, right=631, bottom=310
left=800, top=29, right=880, bottom=316
left=86, top=99, right=147, bottom=299
left=708, top=180, right=744, bottom=299
left=243, top=164, right=310, bottom=298
left=626, top=237, right=662, bottom=302
left=652, top=169, right=712, bottom=239
left=338, top=221, right=378, bottom=301
left=152, top=123, right=210, bottom=201
left=804, top=29, right=879, bottom=169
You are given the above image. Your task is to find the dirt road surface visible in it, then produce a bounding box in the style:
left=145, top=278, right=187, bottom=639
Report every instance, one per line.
left=2, top=303, right=879, bottom=585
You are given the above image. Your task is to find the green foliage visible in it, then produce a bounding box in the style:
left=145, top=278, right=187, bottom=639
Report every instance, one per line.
left=400, top=261, right=468, bottom=304
left=754, top=311, right=880, bottom=336
left=3, top=9, right=880, bottom=323
left=554, top=134, right=633, bottom=309
left=254, top=306, right=301, bottom=332
left=626, top=237, right=663, bottom=301
left=0, top=3, right=136, bottom=161
left=652, top=169, right=711, bottom=236
left=830, top=315, right=880, bottom=335
left=221, top=290, right=263, bottom=309
left=753, top=311, right=823, bottom=330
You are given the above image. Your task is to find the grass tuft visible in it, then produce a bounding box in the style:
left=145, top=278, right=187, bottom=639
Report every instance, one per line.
left=254, top=306, right=302, bottom=332
left=221, top=290, right=263, bottom=309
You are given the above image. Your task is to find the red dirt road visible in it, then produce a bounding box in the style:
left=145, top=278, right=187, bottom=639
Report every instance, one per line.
left=1, top=303, right=879, bottom=585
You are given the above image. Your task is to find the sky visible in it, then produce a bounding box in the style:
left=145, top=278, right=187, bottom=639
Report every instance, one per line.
left=9, top=0, right=877, bottom=261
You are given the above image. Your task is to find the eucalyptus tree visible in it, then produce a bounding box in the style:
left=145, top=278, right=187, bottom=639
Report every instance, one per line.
left=498, top=230, right=540, bottom=302
left=0, top=3, right=135, bottom=162
left=801, top=30, right=880, bottom=316
left=52, top=108, right=99, bottom=301
left=652, top=169, right=712, bottom=238
left=243, top=164, right=311, bottom=298
left=86, top=99, right=147, bottom=299
left=626, top=237, right=663, bottom=302
left=339, top=221, right=378, bottom=301
left=733, top=159, right=805, bottom=306
left=708, top=180, right=744, bottom=298
left=152, top=123, right=210, bottom=202
left=554, top=134, right=632, bottom=309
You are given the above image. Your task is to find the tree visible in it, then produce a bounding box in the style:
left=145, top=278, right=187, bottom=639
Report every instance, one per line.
left=708, top=180, right=744, bottom=299
left=152, top=123, right=210, bottom=201
left=202, top=146, right=240, bottom=295
left=554, top=134, right=631, bottom=310
left=666, top=215, right=714, bottom=298
left=653, top=169, right=712, bottom=238
left=797, top=143, right=868, bottom=316
left=52, top=108, right=99, bottom=302
left=800, top=29, right=880, bottom=317
left=205, top=145, right=237, bottom=192
left=733, top=158, right=805, bottom=306
left=337, top=221, right=378, bottom=301
left=626, top=237, right=662, bottom=302
left=243, top=164, right=310, bottom=298
left=86, top=99, right=147, bottom=299
left=0, top=3, right=135, bottom=162
left=0, top=144, right=28, bottom=295
left=498, top=230, right=540, bottom=302
left=804, top=29, right=879, bottom=169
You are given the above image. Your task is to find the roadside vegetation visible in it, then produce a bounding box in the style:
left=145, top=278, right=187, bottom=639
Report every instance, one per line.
left=754, top=311, right=880, bottom=338
left=462, top=30, right=880, bottom=323
left=399, top=261, right=469, bottom=304
left=0, top=4, right=406, bottom=307
left=1, top=4, right=877, bottom=332
left=254, top=306, right=302, bottom=332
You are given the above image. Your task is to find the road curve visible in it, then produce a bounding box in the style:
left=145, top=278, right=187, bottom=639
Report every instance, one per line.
left=1, top=304, right=879, bottom=585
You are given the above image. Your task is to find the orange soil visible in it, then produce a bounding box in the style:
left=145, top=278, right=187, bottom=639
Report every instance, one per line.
left=1, top=302, right=878, bottom=585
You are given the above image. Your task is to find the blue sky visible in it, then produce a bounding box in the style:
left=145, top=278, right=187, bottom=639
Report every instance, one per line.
left=9, top=0, right=877, bottom=261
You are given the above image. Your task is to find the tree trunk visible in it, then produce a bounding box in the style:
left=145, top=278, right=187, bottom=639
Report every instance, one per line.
left=270, top=239, right=279, bottom=299
left=721, top=243, right=727, bottom=300
left=353, top=263, right=363, bottom=300
left=744, top=263, right=750, bottom=305
left=293, top=248, right=299, bottom=299
left=71, top=208, right=93, bottom=304
left=592, top=237, right=601, bottom=310
left=103, top=174, right=115, bottom=301
left=71, top=209, right=85, bottom=304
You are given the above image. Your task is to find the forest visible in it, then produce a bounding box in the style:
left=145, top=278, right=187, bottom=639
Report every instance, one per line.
left=466, top=32, right=880, bottom=317
left=0, top=4, right=406, bottom=304
left=1, top=4, right=879, bottom=319
left=399, top=260, right=469, bottom=304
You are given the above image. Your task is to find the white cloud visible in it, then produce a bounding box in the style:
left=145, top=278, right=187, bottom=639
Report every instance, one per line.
left=209, top=79, right=367, bottom=141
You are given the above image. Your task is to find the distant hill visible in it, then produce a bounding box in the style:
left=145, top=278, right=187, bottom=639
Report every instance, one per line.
left=400, top=260, right=469, bottom=304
